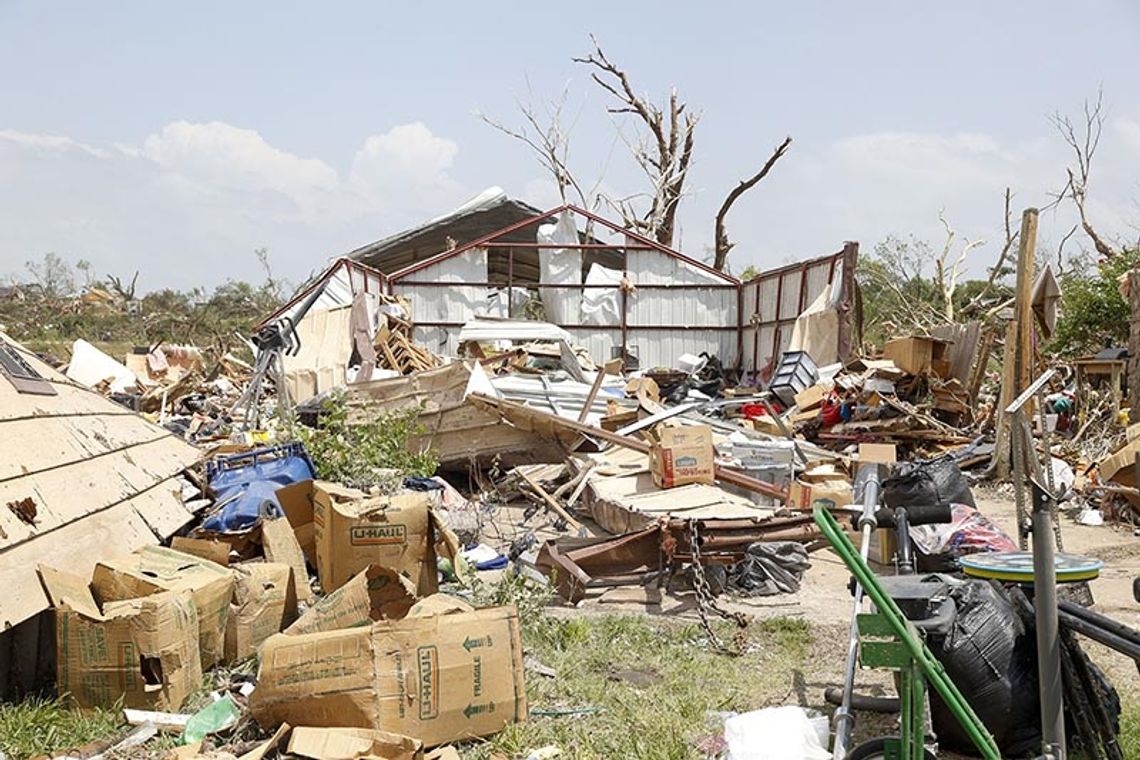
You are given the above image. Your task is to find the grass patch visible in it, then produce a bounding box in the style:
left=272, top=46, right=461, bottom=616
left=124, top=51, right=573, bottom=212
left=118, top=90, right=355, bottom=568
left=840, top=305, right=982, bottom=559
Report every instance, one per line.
left=0, top=697, right=123, bottom=759
left=461, top=609, right=813, bottom=760
left=1119, top=696, right=1140, bottom=759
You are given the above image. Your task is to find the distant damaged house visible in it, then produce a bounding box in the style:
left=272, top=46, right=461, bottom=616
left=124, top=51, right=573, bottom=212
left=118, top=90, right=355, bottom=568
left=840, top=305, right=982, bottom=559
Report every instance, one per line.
left=270, top=187, right=858, bottom=380
left=0, top=333, right=201, bottom=698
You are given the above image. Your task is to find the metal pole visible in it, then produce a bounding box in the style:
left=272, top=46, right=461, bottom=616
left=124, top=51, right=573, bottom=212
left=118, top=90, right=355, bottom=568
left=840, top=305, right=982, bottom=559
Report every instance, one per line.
left=1031, top=477, right=1066, bottom=759
left=832, top=463, right=880, bottom=759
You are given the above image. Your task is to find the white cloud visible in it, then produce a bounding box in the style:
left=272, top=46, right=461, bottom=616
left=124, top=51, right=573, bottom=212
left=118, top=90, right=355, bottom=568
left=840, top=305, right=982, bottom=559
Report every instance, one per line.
left=142, top=121, right=339, bottom=214
left=0, top=129, right=108, bottom=158
left=346, top=122, right=461, bottom=216
left=0, top=121, right=467, bottom=290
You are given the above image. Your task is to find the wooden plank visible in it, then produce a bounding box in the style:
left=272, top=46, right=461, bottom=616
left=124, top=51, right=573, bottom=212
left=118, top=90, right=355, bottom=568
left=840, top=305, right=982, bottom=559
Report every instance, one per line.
left=995, top=209, right=1038, bottom=479
left=518, top=469, right=584, bottom=533
left=0, top=414, right=180, bottom=483
left=577, top=359, right=622, bottom=423
left=0, top=435, right=199, bottom=549
left=1, top=500, right=158, bottom=628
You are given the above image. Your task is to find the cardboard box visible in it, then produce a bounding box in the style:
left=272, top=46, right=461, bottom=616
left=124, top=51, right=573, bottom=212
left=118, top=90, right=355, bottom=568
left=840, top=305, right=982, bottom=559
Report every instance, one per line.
left=252, top=606, right=527, bottom=747
left=260, top=517, right=313, bottom=604
left=311, top=486, right=462, bottom=596
left=225, top=562, right=296, bottom=663
left=40, top=565, right=202, bottom=711
left=882, top=336, right=950, bottom=377
left=731, top=439, right=795, bottom=470
left=1099, top=436, right=1140, bottom=487
left=171, top=536, right=230, bottom=566
left=91, top=546, right=234, bottom=669
left=649, top=424, right=715, bottom=489
left=787, top=478, right=853, bottom=511
left=285, top=564, right=418, bottom=636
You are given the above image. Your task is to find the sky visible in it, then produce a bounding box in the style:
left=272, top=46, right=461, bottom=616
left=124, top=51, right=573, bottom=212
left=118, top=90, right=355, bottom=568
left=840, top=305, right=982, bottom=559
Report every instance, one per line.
left=2, top=2, right=1140, bottom=293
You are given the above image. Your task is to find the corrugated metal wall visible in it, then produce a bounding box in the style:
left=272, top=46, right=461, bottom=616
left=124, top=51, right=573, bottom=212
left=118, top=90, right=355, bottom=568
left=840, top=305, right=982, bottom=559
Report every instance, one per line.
left=392, top=244, right=739, bottom=368
left=739, top=244, right=857, bottom=383
left=397, top=247, right=489, bottom=356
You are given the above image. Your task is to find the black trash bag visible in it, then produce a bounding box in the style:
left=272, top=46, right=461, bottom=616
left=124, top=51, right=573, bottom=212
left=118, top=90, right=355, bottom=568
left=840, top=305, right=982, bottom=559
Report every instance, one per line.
left=926, top=579, right=1041, bottom=756
left=728, top=541, right=811, bottom=596
left=882, top=455, right=976, bottom=511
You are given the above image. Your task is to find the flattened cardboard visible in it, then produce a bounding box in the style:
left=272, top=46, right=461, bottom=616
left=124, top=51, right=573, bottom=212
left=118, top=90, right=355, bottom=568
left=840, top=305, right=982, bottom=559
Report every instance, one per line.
left=225, top=562, right=296, bottom=662
left=407, top=594, right=474, bottom=618
left=171, top=536, right=231, bottom=566
left=40, top=565, right=202, bottom=711
left=260, top=517, right=314, bottom=604
left=288, top=727, right=423, bottom=760
left=793, top=383, right=828, bottom=411
left=91, top=546, right=233, bottom=670
left=857, top=443, right=897, bottom=464
left=285, top=564, right=418, bottom=636
left=252, top=606, right=527, bottom=747
left=649, top=424, right=715, bottom=489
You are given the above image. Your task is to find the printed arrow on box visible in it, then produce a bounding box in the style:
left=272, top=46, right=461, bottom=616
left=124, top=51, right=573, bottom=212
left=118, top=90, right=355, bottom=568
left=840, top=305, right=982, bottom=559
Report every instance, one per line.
left=464, top=701, right=496, bottom=719
left=462, top=635, right=492, bottom=651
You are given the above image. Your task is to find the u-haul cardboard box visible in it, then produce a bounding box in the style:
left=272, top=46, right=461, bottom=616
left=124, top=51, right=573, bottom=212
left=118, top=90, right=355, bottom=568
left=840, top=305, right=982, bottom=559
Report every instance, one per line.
left=224, top=561, right=296, bottom=662
left=649, top=424, right=715, bottom=489
left=39, top=565, right=202, bottom=711
left=90, top=545, right=234, bottom=670
left=251, top=606, right=527, bottom=748
left=278, top=480, right=463, bottom=596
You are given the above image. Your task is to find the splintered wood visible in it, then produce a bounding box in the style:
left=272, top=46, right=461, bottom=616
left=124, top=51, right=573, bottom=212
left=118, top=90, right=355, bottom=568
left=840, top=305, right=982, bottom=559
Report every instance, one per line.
left=374, top=315, right=441, bottom=375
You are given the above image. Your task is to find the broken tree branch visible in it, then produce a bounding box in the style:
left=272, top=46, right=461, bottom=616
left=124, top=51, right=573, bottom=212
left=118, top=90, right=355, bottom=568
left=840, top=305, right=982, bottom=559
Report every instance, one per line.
left=713, top=136, right=792, bottom=271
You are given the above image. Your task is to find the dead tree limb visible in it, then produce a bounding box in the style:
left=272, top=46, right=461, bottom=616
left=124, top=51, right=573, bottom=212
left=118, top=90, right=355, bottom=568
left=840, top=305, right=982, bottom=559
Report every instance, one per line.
left=1050, top=88, right=1117, bottom=260
left=106, top=271, right=139, bottom=301
left=962, top=188, right=1018, bottom=317
left=480, top=85, right=591, bottom=209
left=574, top=35, right=698, bottom=248
left=713, top=136, right=792, bottom=271
left=933, top=210, right=984, bottom=321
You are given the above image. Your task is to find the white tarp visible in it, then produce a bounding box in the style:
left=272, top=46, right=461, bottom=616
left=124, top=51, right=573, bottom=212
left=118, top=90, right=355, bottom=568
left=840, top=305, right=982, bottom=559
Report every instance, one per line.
left=538, top=210, right=581, bottom=324
left=66, top=339, right=142, bottom=393
left=580, top=263, right=622, bottom=326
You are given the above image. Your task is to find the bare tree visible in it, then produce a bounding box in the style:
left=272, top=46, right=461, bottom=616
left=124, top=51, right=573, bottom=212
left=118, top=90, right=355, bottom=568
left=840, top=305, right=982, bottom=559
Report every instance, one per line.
left=574, top=35, right=697, bottom=248
left=480, top=84, right=593, bottom=209
left=932, top=210, right=985, bottom=321
left=960, top=189, right=1019, bottom=317
left=106, top=270, right=139, bottom=301
left=713, top=137, right=792, bottom=271
left=1050, top=88, right=1117, bottom=260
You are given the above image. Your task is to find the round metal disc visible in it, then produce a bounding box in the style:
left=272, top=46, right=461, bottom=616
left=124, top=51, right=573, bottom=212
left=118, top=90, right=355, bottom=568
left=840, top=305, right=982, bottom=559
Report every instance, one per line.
left=959, top=551, right=1103, bottom=583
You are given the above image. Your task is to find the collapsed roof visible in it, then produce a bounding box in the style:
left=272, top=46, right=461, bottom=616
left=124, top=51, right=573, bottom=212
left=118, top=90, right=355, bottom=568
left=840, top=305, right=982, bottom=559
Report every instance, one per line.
left=0, top=333, right=202, bottom=632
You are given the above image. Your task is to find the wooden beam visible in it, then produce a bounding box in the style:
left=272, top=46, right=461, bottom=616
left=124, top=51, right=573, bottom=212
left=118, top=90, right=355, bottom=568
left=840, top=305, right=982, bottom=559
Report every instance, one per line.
left=1128, top=269, right=1140, bottom=417
left=994, top=208, right=1038, bottom=479
left=518, top=469, right=585, bottom=534
left=578, top=359, right=623, bottom=423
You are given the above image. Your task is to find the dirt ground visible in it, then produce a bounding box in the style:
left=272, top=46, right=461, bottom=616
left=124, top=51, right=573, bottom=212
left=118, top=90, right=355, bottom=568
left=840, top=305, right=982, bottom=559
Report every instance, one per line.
left=485, top=483, right=1140, bottom=755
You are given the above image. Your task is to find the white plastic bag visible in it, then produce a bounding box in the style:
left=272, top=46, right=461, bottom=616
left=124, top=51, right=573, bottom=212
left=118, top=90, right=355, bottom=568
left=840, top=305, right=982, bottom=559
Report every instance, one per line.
left=725, top=705, right=830, bottom=760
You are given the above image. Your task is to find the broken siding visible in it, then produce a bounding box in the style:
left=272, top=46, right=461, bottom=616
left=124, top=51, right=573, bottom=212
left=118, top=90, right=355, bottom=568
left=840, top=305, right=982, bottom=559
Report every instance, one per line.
left=740, top=244, right=857, bottom=382
left=0, top=335, right=202, bottom=630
